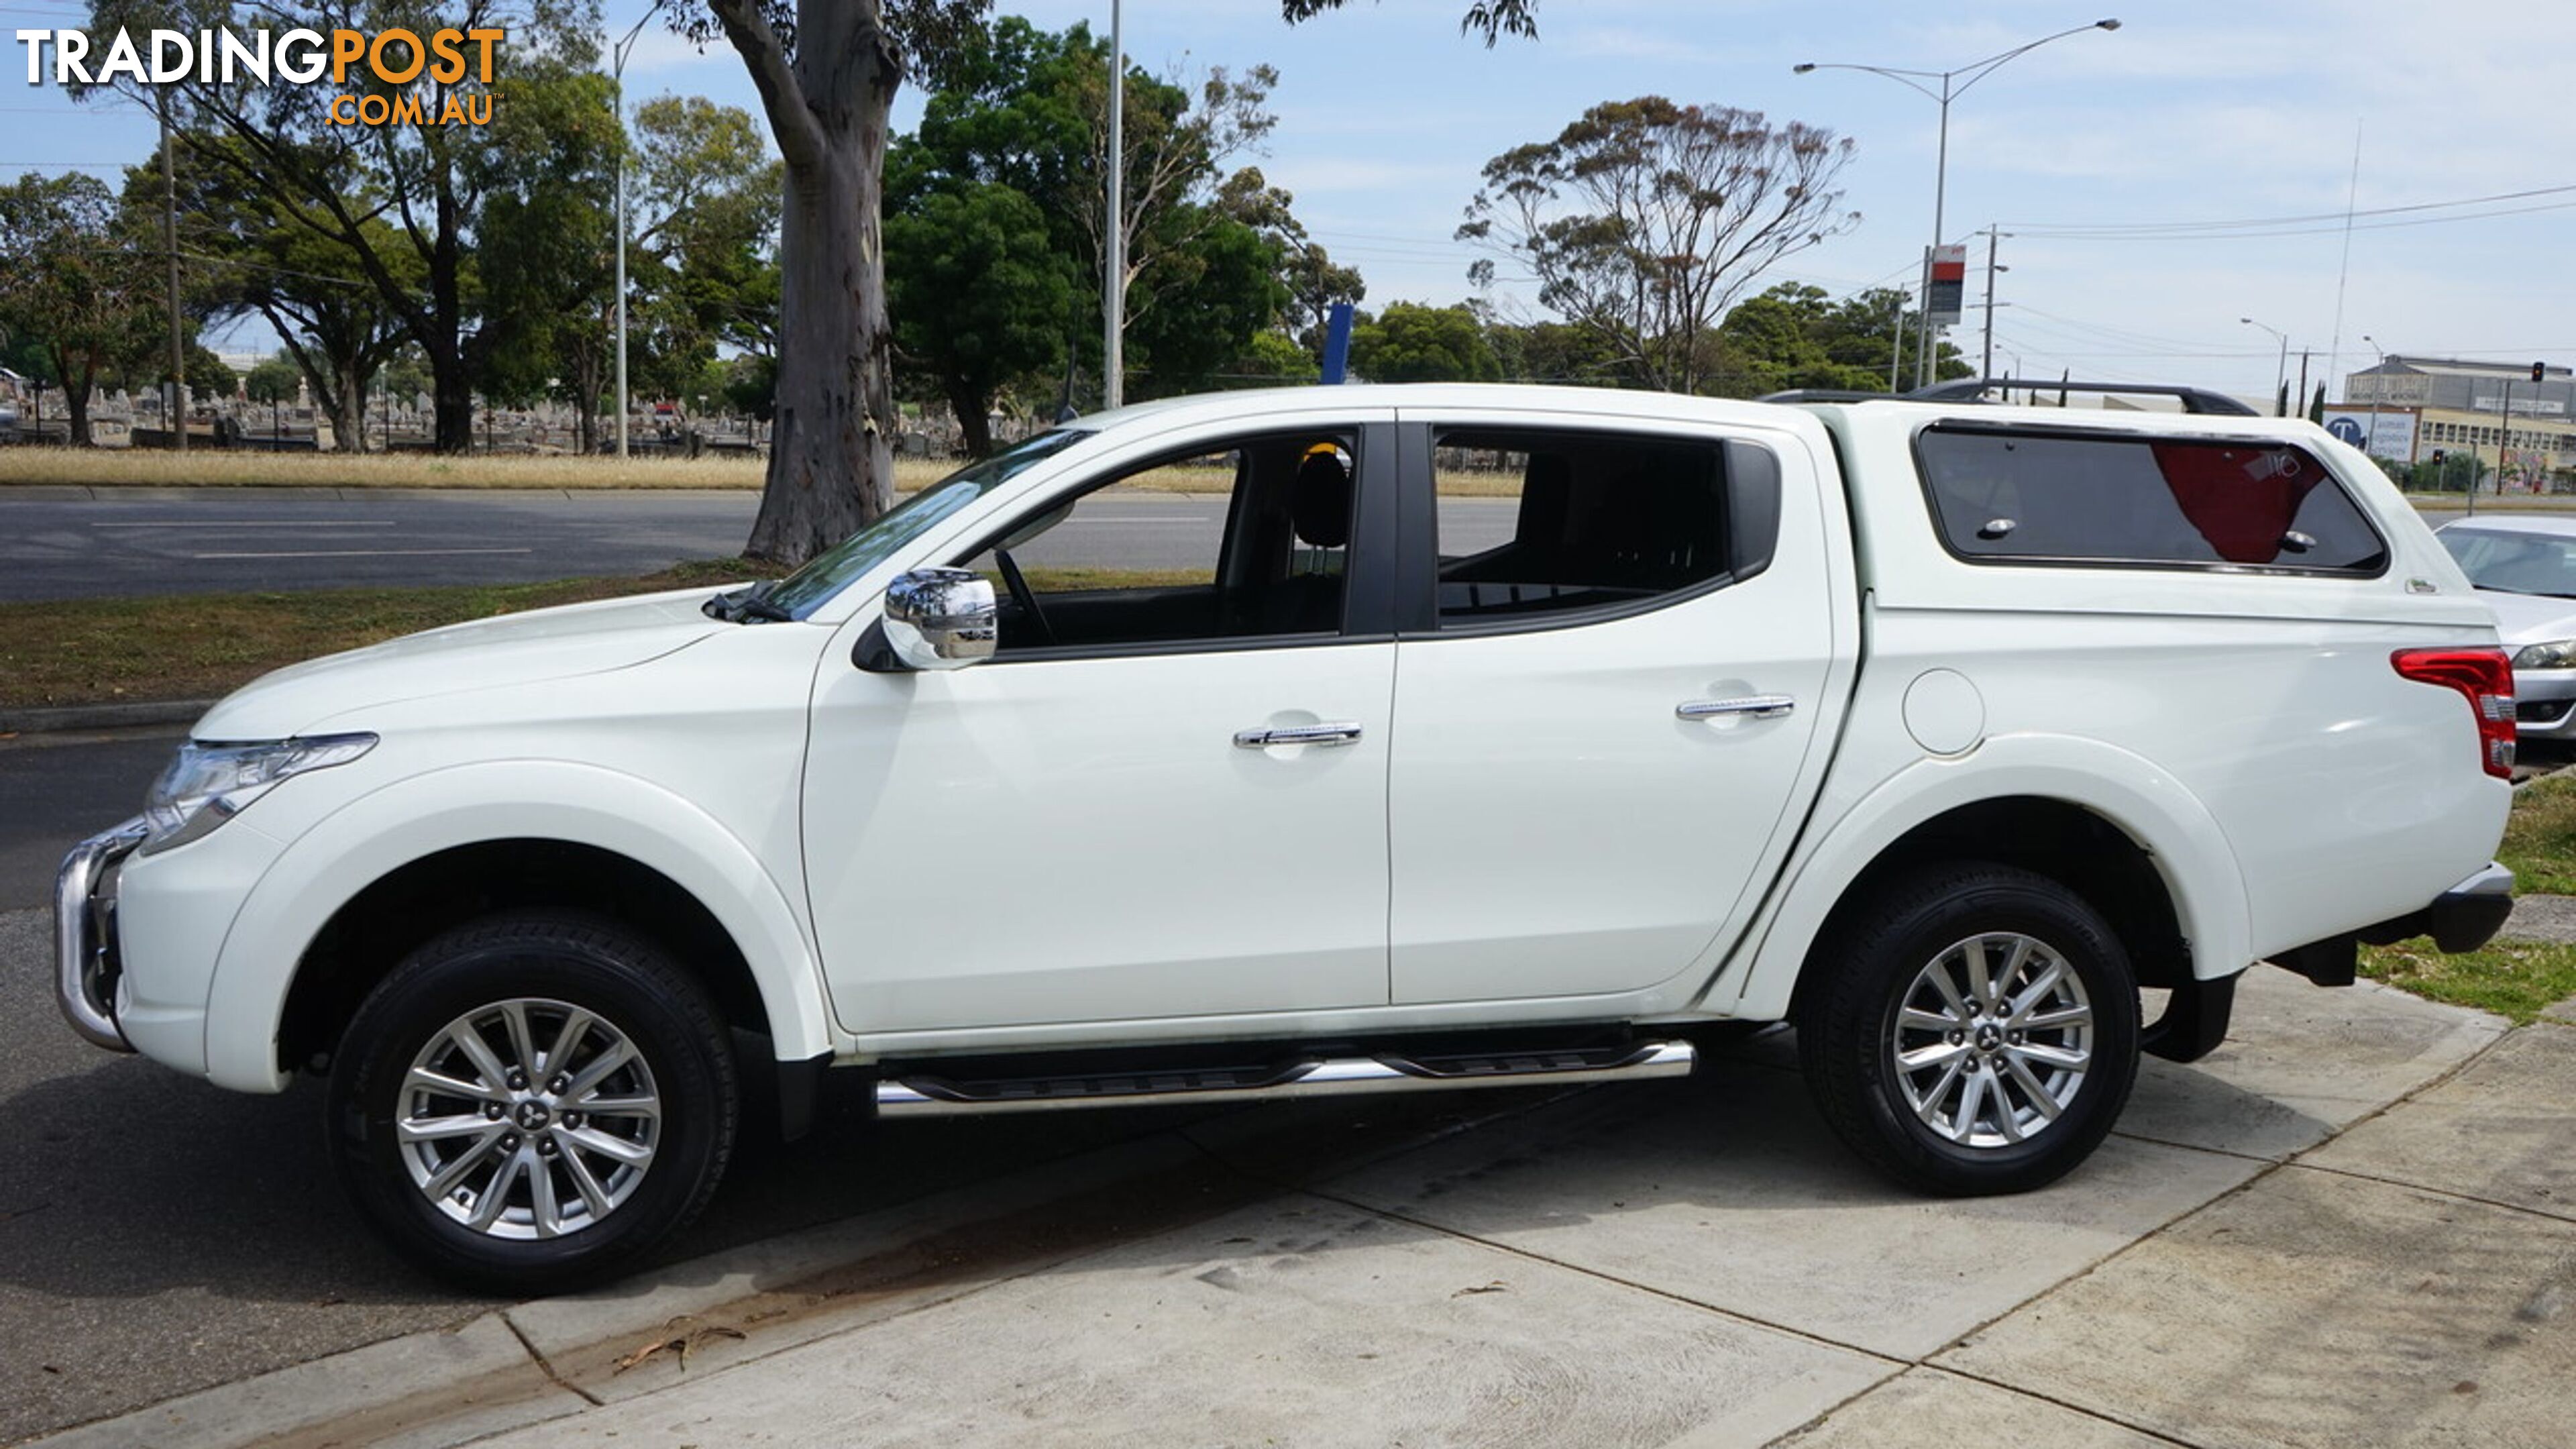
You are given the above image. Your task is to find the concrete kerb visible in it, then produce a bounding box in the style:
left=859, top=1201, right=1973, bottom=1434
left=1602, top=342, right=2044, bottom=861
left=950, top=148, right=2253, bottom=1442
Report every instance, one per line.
left=17, top=1133, right=1199, bottom=1448
left=23, top=1313, right=571, bottom=1449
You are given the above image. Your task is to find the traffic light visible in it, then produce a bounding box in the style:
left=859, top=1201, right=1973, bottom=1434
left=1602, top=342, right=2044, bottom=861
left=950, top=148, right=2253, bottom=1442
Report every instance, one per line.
left=2535, top=362, right=2548, bottom=384
left=2432, top=448, right=2447, bottom=464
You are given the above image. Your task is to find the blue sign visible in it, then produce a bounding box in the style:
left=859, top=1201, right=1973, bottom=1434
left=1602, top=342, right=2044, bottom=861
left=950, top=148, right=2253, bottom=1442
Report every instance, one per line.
left=2326, top=417, right=2367, bottom=445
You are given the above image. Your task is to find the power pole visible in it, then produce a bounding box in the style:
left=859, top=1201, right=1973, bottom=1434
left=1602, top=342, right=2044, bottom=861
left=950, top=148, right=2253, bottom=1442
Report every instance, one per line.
left=2296, top=350, right=2310, bottom=421
left=160, top=93, right=186, bottom=453
left=1980, top=227, right=2002, bottom=382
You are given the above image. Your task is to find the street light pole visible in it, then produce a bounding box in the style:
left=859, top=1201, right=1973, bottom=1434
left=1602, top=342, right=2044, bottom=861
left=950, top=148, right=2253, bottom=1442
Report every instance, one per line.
left=1795, top=19, right=2120, bottom=391
left=2241, top=317, right=2288, bottom=417
left=1103, top=0, right=1125, bottom=411
left=611, top=1, right=665, bottom=460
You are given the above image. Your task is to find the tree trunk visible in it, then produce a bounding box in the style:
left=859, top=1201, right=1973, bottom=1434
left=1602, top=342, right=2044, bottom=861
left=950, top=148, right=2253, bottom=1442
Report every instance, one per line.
left=431, top=355, right=474, bottom=453
left=568, top=345, right=603, bottom=456
left=947, top=379, right=994, bottom=458
left=328, top=370, right=365, bottom=453
left=733, top=0, right=901, bottom=568
left=56, top=349, right=93, bottom=446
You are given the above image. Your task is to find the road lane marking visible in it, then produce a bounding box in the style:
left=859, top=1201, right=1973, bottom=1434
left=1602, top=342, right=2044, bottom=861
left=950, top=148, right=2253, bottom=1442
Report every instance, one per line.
left=189, top=547, right=535, bottom=559
left=91, top=521, right=400, bottom=529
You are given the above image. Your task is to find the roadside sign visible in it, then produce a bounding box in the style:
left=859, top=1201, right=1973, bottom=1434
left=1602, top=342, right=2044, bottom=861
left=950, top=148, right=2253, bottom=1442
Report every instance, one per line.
left=1925, top=244, right=1967, bottom=326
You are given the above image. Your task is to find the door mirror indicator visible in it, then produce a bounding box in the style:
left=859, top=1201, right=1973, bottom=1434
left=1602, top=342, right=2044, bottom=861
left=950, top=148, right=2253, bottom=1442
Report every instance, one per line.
left=882, top=568, right=998, bottom=671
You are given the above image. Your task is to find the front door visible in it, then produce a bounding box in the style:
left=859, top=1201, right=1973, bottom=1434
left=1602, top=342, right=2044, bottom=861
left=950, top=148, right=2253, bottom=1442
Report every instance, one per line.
left=1385, top=415, right=1841, bottom=1004
left=804, top=419, right=1400, bottom=1034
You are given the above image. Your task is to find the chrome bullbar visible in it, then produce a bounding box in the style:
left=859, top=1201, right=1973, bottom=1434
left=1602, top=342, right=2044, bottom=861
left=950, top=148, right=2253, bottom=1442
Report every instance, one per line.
left=55, top=817, right=149, bottom=1052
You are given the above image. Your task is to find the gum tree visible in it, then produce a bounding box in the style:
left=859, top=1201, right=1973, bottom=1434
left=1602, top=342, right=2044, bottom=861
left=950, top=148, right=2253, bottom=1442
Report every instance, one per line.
left=692, top=0, right=1517, bottom=564
left=688, top=0, right=988, bottom=564
left=1459, top=97, right=1859, bottom=395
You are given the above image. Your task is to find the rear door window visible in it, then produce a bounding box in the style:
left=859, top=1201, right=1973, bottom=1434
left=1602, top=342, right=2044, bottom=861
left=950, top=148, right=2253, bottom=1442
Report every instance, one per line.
left=1419, top=427, right=1777, bottom=629
left=1915, top=425, right=2387, bottom=574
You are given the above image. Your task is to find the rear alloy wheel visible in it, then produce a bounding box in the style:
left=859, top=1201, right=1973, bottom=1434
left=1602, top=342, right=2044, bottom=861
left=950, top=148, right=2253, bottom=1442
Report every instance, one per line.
left=1890, top=932, right=2096, bottom=1149
left=328, top=912, right=737, bottom=1293
left=1801, top=863, right=2139, bottom=1195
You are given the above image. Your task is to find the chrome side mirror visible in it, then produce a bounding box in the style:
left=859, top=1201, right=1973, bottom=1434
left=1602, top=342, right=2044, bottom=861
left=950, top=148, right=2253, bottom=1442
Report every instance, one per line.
left=883, top=568, right=997, bottom=670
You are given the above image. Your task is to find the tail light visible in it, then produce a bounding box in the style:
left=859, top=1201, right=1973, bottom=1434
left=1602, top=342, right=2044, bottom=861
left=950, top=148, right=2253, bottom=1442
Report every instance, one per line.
left=2392, top=648, right=2516, bottom=779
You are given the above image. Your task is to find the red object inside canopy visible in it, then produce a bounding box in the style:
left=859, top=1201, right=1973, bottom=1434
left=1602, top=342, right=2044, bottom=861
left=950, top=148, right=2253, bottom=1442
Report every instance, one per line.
left=2153, top=443, right=2318, bottom=564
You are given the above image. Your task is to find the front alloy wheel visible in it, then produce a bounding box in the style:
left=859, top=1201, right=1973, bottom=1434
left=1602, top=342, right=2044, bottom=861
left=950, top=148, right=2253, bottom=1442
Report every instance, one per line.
left=329, top=912, right=737, bottom=1293
left=397, top=998, right=663, bottom=1240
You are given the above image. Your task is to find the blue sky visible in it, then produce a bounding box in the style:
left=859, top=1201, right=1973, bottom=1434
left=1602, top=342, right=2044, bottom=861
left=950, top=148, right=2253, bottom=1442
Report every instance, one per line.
left=9, top=0, right=2573, bottom=403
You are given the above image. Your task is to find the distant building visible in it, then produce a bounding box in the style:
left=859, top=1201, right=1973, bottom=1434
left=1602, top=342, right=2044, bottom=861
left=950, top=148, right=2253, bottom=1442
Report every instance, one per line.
left=2342, top=356, right=2576, bottom=481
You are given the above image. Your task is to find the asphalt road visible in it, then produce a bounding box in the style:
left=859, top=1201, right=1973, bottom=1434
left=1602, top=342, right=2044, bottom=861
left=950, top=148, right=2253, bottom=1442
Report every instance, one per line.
left=0, top=490, right=764, bottom=601
left=0, top=489, right=1525, bottom=602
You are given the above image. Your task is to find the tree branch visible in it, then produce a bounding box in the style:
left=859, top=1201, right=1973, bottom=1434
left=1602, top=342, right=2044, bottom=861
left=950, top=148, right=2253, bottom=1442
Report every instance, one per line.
left=708, top=0, right=827, bottom=174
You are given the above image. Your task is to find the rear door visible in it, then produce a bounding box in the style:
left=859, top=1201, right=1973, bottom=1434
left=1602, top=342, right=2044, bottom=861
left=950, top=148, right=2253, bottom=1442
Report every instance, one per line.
left=1385, top=411, right=1845, bottom=1005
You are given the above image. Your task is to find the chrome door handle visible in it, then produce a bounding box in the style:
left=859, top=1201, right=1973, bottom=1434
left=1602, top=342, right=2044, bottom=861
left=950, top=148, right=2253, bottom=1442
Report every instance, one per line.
left=1676, top=694, right=1796, bottom=721
left=1234, top=722, right=1364, bottom=749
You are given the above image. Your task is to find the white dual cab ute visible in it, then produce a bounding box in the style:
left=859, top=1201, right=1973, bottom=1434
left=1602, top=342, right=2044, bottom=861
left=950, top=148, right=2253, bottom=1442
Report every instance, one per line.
left=60, top=382, right=2519, bottom=1290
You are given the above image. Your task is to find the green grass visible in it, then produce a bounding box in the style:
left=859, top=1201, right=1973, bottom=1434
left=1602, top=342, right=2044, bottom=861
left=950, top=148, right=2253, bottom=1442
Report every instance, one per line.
left=2359, top=939, right=2576, bottom=1025
left=2500, top=771, right=2576, bottom=895
left=2352, top=770, right=2576, bottom=1024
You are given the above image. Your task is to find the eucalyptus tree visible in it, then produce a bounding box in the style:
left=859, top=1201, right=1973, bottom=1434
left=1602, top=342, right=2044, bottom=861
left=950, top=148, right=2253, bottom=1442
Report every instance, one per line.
left=1458, top=97, right=1859, bottom=395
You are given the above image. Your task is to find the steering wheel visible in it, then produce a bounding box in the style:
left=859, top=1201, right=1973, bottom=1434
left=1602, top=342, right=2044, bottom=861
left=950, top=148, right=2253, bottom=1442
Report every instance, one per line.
left=993, top=548, right=1057, bottom=648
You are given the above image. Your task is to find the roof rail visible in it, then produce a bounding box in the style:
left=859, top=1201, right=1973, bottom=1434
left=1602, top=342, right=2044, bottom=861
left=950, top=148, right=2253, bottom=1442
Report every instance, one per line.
left=1757, top=379, right=2260, bottom=416
left=1905, top=378, right=2259, bottom=415
left=1754, top=388, right=1888, bottom=405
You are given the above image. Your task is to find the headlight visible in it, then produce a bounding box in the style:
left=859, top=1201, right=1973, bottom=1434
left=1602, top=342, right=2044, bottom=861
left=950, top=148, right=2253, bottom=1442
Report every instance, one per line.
left=140, top=733, right=377, bottom=855
left=2512, top=640, right=2576, bottom=670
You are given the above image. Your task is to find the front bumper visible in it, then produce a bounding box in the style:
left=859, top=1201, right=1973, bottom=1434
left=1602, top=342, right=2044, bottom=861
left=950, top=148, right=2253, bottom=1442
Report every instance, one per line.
left=54, top=816, right=150, bottom=1052
left=2513, top=667, right=2576, bottom=740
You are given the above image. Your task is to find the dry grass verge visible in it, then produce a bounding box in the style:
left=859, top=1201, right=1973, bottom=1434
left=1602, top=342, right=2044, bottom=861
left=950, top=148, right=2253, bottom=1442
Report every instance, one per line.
left=0, top=447, right=980, bottom=492
left=0, top=560, right=759, bottom=711
left=0, top=447, right=1526, bottom=498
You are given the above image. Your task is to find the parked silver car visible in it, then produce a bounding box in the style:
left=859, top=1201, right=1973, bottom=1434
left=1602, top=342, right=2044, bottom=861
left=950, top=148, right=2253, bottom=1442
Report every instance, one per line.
left=2436, top=513, right=2576, bottom=739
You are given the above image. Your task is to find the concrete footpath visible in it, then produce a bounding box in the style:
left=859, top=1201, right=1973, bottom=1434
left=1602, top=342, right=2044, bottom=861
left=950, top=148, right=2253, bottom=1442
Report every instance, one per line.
left=27, top=965, right=2576, bottom=1449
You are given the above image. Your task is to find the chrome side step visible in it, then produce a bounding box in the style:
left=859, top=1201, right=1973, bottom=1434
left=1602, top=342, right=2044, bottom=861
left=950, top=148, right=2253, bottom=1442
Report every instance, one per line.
left=875, top=1040, right=1696, bottom=1116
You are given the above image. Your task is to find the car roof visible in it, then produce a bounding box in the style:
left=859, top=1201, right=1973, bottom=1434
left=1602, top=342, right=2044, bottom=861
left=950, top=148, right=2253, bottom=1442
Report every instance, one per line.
left=1056, top=382, right=2327, bottom=444
left=2434, top=513, right=2576, bottom=539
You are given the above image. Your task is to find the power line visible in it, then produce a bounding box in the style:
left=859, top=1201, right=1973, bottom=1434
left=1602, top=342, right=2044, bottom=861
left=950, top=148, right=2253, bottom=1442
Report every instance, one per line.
left=2004, top=180, right=2576, bottom=235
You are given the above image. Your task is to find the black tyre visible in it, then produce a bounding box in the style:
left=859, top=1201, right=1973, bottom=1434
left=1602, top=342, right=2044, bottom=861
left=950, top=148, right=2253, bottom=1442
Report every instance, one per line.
left=326, top=911, right=739, bottom=1294
left=1798, top=863, right=2139, bottom=1195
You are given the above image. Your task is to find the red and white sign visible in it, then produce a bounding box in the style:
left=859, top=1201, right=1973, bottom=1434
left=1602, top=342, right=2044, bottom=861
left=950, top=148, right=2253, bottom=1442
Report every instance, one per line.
left=1925, top=244, right=1968, bottom=327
